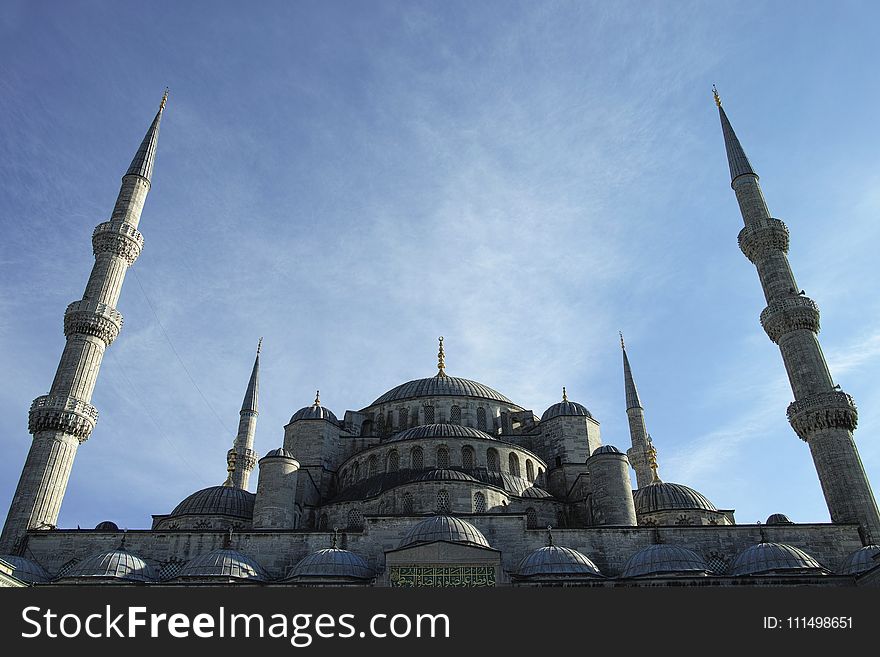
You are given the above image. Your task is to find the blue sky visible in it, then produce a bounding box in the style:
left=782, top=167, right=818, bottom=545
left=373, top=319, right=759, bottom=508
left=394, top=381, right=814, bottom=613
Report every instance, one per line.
left=1, top=0, right=879, bottom=531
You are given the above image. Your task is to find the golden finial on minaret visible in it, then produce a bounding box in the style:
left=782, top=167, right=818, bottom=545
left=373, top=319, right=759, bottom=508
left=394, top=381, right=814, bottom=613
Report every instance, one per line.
left=437, top=336, right=446, bottom=377
left=646, top=436, right=661, bottom=483
left=619, top=331, right=625, bottom=349
left=257, top=337, right=262, bottom=355
left=314, top=390, right=321, bottom=406
left=712, top=84, right=722, bottom=108
left=224, top=448, right=237, bottom=486
left=160, top=87, right=169, bottom=111
left=562, top=386, right=568, bottom=402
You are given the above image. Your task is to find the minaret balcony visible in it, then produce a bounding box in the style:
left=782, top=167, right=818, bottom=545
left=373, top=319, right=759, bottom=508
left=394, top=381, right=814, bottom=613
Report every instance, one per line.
left=92, top=220, right=144, bottom=265
left=738, top=218, right=789, bottom=263
left=759, top=295, right=820, bottom=343
left=64, top=300, right=123, bottom=345
left=787, top=390, right=858, bottom=441
left=28, top=395, right=99, bottom=442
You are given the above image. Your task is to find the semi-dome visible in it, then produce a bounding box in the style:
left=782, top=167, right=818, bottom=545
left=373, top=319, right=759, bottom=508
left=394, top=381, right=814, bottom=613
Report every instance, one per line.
left=415, top=469, right=480, bottom=483
left=621, top=544, right=710, bottom=578
left=399, top=515, right=491, bottom=549
left=0, top=555, right=49, bottom=583
left=370, top=376, right=516, bottom=406
left=765, top=513, right=794, bottom=525
left=63, top=548, right=157, bottom=582
left=290, top=401, right=338, bottom=424
left=591, top=445, right=621, bottom=456
left=518, top=545, right=603, bottom=578
left=178, top=548, right=268, bottom=581
left=839, top=545, right=880, bottom=575
left=290, top=548, right=374, bottom=580
left=519, top=486, right=553, bottom=499
left=391, top=423, right=497, bottom=442
left=263, top=447, right=296, bottom=459
left=541, top=399, right=592, bottom=422
left=170, top=485, right=255, bottom=519
left=633, top=481, right=717, bottom=514
left=94, top=520, right=119, bottom=531
left=730, top=542, right=827, bottom=576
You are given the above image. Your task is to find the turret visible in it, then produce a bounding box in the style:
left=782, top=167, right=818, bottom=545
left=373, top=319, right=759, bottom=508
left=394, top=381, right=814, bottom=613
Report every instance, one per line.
left=715, top=87, right=880, bottom=541
left=252, top=448, right=301, bottom=529
left=0, top=91, right=168, bottom=552
left=586, top=446, right=637, bottom=526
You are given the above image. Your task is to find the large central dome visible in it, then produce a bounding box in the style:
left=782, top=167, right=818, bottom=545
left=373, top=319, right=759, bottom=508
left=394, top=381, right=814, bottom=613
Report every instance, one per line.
left=368, top=375, right=517, bottom=407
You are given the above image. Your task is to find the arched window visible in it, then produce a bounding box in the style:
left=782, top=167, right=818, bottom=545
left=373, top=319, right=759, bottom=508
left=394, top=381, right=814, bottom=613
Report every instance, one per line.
left=386, top=450, right=399, bottom=473
left=526, top=507, right=538, bottom=529
left=423, top=405, right=435, bottom=424
left=437, top=445, right=450, bottom=469
left=360, top=420, right=373, bottom=436
left=352, top=461, right=360, bottom=481
left=437, top=489, right=450, bottom=513
left=476, top=407, right=487, bottom=431
left=473, top=492, right=486, bottom=513
left=450, top=405, right=461, bottom=425
left=368, top=455, right=378, bottom=477
left=487, top=448, right=500, bottom=472
left=461, top=445, right=475, bottom=470
left=526, top=459, right=535, bottom=481
left=386, top=411, right=394, bottom=435
left=411, top=446, right=424, bottom=470
left=398, top=408, right=407, bottom=429
left=556, top=508, right=566, bottom=528
left=340, top=468, right=348, bottom=486
left=537, top=467, right=545, bottom=484
left=376, top=414, right=385, bottom=436
left=509, top=452, right=521, bottom=477
left=318, top=514, right=328, bottom=530
left=347, top=508, right=363, bottom=530
left=402, top=493, right=414, bottom=514
left=410, top=408, right=419, bottom=428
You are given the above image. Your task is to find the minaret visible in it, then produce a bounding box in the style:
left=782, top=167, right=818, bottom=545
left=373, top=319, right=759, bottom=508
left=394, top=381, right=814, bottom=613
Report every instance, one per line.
left=227, top=339, right=261, bottom=490
left=621, top=333, right=653, bottom=488
left=0, top=91, right=168, bottom=552
left=715, top=87, right=880, bottom=541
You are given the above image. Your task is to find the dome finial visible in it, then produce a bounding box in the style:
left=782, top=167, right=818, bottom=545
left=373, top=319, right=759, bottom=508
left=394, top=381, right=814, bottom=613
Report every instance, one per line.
left=547, top=525, right=554, bottom=547
left=160, top=87, right=169, bottom=111
left=712, top=84, right=721, bottom=108
left=314, top=390, right=320, bottom=406
left=332, top=527, right=339, bottom=549
left=646, top=436, right=661, bottom=483
left=562, top=386, right=568, bottom=402
left=436, top=336, right=447, bottom=377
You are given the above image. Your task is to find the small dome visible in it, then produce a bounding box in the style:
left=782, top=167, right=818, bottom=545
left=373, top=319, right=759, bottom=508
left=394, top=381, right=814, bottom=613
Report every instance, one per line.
left=399, top=515, right=490, bottom=549
left=633, top=481, right=717, bottom=514
left=765, top=513, right=794, bottom=525
left=415, top=469, right=480, bottom=483
left=591, top=445, right=621, bottom=456
left=518, top=545, right=602, bottom=578
left=63, top=548, right=157, bottom=582
left=391, top=423, right=497, bottom=443
left=179, top=548, right=268, bottom=581
left=171, top=485, right=255, bottom=519
left=839, top=545, right=880, bottom=575
left=370, top=376, right=516, bottom=406
left=263, top=447, right=296, bottom=459
left=290, top=402, right=338, bottom=424
left=730, top=542, right=827, bottom=576
left=0, top=555, right=49, bottom=583
left=290, top=548, right=374, bottom=580
left=519, top=486, right=553, bottom=499
left=541, top=400, right=592, bottom=422
left=94, top=520, right=119, bottom=531
left=621, top=544, right=709, bottom=578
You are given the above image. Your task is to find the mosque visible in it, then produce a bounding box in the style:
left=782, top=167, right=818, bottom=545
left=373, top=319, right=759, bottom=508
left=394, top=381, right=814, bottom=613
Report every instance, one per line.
left=0, top=89, right=878, bottom=587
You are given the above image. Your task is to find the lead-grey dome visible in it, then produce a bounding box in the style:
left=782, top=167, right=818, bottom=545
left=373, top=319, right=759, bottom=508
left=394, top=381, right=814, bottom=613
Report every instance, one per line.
left=179, top=548, right=268, bottom=581
left=290, top=403, right=338, bottom=423
left=591, top=445, right=621, bottom=456
left=518, top=545, right=602, bottom=578
left=0, top=555, right=49, bottom=583
left=415, top=469, right=480, bottom=483
left=399, top=515, right=491, bottom=549
left=621, top=544, right=709, bottom=578
left=730, top=542, right=827, bottom=576
left=391, top=423, right=497, bottom=443
left=94, top=520, right=119, bottom=531
left=263, top=447, right=296, bottom=459
left=62, top=548, right=157, bottom=582
left=290, top=548, right=374, bottom=580
left=519, top=486, right=553, bottom=499
left=765, top=513, right=794, bottom=525
left=541, top=400, right=592, bottom=422
left=370, top=376, right=516, bottom=406
left=633, top=481, right=717, bottom=514
left=171, top=485, right=255, bottom=519
left=839, top=545, right=880, bottom=575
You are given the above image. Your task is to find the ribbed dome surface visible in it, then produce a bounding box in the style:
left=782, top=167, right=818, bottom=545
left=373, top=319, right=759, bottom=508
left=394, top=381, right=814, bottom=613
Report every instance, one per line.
left=765, top=513, right=794, bottom=525
left=391, top=423, right=497, bottom=442
left=179, top=549, right=267, bottom=581
left=591, top=445, right=621, bottom=455
left=64, top=549, right=157, bottom=582
left=0, top=555, right=49, bottom=583
left=518, top=545, right=602, bottom=577
left=264, top=447, right=296, bottom=459
left=291, top=548, right=374, bottom=579
left=415, top=469, right=480, bottom=483
left=730, top=542, right=826, bottom=576
left=541, top=400, right=592, bottom=421
left=370, top=376, right=516, bottom=406
left=171, top=485, right=255, bottom=518
left=839, top=545, right=880, bottom=575
left=94, top=521, right=120, bottom=531
left=399, top=515, right=490, bottom=549
left=519, top=486, right=553, bottom=499
left=290, top=403, right=338, bottom=423
left=621, top=544, right=709, bottom=578
left=633, top=482, right=717, bottom=514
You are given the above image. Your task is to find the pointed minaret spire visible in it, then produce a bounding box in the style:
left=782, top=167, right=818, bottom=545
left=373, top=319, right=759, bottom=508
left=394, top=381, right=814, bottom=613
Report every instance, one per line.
left=229, top=340, right=261, bottom=490
left=436, top=336, right=447, bottom=377
left=621, top=334, right=653, bottom=489
left=719, top=95, right=880, bottom=541
left=1, top=93, right=168, bottom=552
